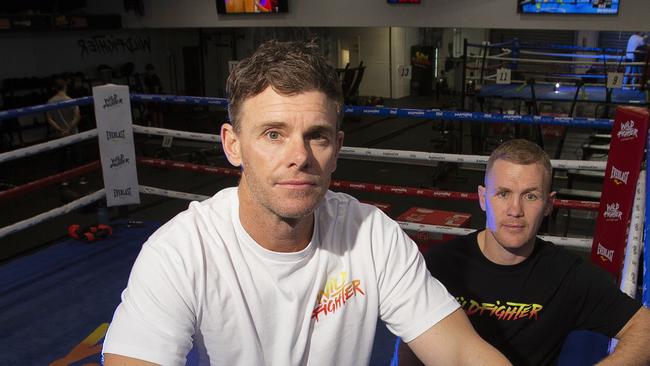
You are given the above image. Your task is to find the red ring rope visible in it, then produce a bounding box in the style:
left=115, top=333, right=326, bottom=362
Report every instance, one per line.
left=137, top=158, right=600, bottom=211
left=0, top=161, right=100, bottom=202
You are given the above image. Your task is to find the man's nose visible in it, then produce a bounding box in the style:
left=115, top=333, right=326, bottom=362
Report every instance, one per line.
left=286, top=136, right=311, bottom=169
left=506, top=196, right=524, bottom=217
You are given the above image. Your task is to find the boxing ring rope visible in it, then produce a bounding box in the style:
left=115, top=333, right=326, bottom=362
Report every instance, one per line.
left=132, top=125, right=221, bottom=143
left=0, top=189, right=105, bottom=238
left=0, top=161, right=100, bottom=201
left=342, top=106, right=614, bottom=129
left=137, top=157, right=600, bottom=212
left=621, top=170, right=645, bottom=298
left=138, top=180, right=594, bottom=252
left=132, top=124, right=606, bottom=171
left=465, top=41, right=649, bottom=91
left=518, top=50, right=626, bottom=61
left=0, top=129, right=98, bottom=164
left=0, top=93, right=645, bottom=295
left=469, top=54, right=640, bottom=67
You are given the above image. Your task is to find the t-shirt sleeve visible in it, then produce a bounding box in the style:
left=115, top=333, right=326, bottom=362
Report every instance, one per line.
left=375, top=216, right=459, bottom=343
left=571, top=260, right=642, bottom=337
left=102, top=241, right=196, bottom=365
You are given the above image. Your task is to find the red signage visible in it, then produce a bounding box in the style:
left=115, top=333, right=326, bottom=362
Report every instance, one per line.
left=591, top=107, right=648, bottom=280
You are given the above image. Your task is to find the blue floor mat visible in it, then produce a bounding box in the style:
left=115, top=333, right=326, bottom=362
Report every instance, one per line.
left=0, top=221, right=398, bottom=366
left=0, top=222, right=158, bottom=365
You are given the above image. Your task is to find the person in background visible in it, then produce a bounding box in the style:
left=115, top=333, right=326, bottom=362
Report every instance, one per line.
left=401, top=139, right=650, bottom=366
left=46, top=77, right=83, bottom=187
left=624, top=32, right=646, bottom=87
left=142, top=63, right=164, bottom=128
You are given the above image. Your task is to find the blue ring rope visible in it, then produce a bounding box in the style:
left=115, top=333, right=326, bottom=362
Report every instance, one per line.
left=0, top=94, right=613, bottom=129
left=343, top=106, right=613, bottom=129
left=0, top=96, right=94, bottom=121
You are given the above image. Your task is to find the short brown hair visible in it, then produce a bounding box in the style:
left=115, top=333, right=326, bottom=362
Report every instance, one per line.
left=486, top=139, right=553, bottom=191
left=226, top=39, right=343, bottom=132
left=53, top=78, right=68, bottom=92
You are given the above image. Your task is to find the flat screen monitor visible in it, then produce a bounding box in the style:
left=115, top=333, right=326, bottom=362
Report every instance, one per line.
left=216, top=0, right=288, bottom=14
left=518, top=0, right=619, bottom=14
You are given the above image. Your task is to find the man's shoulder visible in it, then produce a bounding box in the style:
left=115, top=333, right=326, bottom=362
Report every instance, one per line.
left=534, top=237, right=582, bottom=262
left=322, top=190, right=388, bottom=218
left=429, top=232, right=476, bottom=252
left=48, top=94, right=71, bottom=103
left=148, top=187, right=236, bottom=246
left=424, top=232, right=477, bottom=265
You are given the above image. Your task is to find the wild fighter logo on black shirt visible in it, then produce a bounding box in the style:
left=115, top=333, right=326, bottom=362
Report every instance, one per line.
left=456, top=296, right=543, bottom=321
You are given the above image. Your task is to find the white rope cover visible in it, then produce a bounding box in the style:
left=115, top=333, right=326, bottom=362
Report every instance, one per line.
left=139, top=185, right=210, bottom=202
left=470, top=54, right=646, bottom=66
left=136, top=185, right=592, bottom=250
left=0, top=129, right=98, bottom=164
left=0, top=189, right=105, bottom=239
left=132, top=125, right=222, bottom=143
left=398, top=222, right=591, bottom=250
left=339, top=146, right=606, bottom=171
left=620, top=170, right=646, bottom=298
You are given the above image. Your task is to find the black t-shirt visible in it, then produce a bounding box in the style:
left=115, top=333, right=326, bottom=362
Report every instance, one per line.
left=143, top=73, right=162, bottom=94
left=425, top=232, right=641, bottom=366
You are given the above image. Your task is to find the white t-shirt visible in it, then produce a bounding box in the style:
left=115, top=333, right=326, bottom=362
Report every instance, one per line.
left=626, top=34, right=645, bottom=59
left=103, top=188, right=458, bottom=365
left=47, top=94, right=79, bottom=134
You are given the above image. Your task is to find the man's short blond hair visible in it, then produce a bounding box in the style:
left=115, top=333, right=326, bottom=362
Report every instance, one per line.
left=486, top=139, right=553, bottom=192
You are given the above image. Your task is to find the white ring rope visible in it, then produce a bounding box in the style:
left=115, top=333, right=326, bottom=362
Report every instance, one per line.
left=139, top=185, right=210, bottom=202
left=620, top=170, right=645, bottom=298
left=470, top=54, right=646, bottom=66
left=0, top=129, right=98, bottom=164
left=138, top=183, right=592, bottom=250
left=469, top=75, right=612, bottom=87
left=536, top=235, right=593, bottom=251
left=0, top=189, right=105, bottom=239
left=133, top=125, right=222, bottom=143
left=398, top=222, right=591, bottom=250
left=130, top=127, right=606, bottom=171
left=339, top=146, right=606, bottom=171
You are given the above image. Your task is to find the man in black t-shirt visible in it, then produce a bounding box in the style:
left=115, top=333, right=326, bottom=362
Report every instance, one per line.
left=401, top=139, right=650, bottom=365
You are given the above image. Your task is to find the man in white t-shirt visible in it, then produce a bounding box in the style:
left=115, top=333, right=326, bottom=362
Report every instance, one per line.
left=625, top=32, right=646, bottom=87
left=102, top=40, right=511, bottom=366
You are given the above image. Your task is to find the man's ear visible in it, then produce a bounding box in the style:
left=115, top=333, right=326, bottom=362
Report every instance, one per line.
left=478, top=185, right=487, bottom=212
left=221, top=123, right=241, bottom=167
left=544, top=191, right=556, bottom=216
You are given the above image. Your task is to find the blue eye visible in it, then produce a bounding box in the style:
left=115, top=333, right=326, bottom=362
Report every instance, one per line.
left=524, top=193, right=538, bottom=201
left=267, top=131, right=280, bottom=140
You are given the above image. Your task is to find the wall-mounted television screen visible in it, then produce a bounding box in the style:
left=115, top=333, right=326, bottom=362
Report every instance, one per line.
left=388, top=0, right=421, bottom=3
left=518, top=0, right=619, bottom=14
left=216, top=0, right=288, bottom=14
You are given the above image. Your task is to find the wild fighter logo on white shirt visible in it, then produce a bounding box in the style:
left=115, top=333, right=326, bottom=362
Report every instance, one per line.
left=312, top=272, right=365, bottom=322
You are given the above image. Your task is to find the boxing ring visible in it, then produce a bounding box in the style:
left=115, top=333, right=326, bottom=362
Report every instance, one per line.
left=462, top=41, right=650, bottom=118
left=0, top=91, right=648, bottom=365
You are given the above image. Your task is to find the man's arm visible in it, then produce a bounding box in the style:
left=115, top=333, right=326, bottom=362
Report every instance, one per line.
left=104, top=353, right=159, bottom=366
left=407, top=308, right=511, bottom=366
left=46, top=112, right=65, bottom=135
left=64, top=106, right=81, bottom=134
left=596, top=307, right=650, bottom=366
